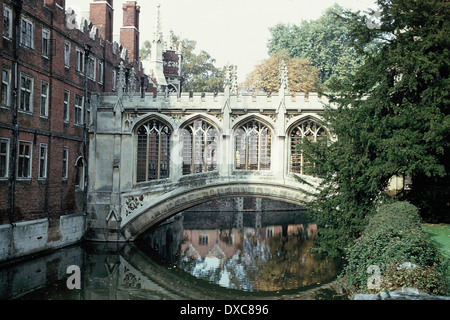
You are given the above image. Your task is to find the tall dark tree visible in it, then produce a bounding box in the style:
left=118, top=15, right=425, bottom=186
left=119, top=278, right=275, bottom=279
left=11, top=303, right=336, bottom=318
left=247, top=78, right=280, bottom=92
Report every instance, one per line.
left=301, top=0, right=450, bottom=258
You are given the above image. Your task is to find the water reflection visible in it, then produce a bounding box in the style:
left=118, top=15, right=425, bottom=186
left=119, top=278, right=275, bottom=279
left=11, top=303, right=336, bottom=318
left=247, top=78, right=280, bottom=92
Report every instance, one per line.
left=136, top=210, right=339, bottom=293
left=0, top=210, right=344, bottom=300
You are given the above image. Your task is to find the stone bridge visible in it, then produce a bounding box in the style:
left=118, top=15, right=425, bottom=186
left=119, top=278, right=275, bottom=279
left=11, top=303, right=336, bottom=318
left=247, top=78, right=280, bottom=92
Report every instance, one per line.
left=86, top=64, right=334, bottom=242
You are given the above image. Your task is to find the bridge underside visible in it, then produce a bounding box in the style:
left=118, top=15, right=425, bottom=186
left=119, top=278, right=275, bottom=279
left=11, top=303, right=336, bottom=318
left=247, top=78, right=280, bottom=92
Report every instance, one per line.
left=120, top=181, right=313, bottom=241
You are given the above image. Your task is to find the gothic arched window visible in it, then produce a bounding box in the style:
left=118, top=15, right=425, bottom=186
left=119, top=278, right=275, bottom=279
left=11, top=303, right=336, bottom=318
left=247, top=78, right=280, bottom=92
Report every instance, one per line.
left=136, top=119, right=171, bottom=182
left=235, top=120, right=271, bottom=171
left=290, top=120, right=328, bottom=175
left=181, top=119, right=219, bottom=175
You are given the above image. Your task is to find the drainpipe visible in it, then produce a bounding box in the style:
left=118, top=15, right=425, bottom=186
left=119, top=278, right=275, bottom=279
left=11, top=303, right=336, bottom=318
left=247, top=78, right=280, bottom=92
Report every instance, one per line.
left=83, top=44, right=92, bottom=215
left=9, top=0, right=23, bottom=226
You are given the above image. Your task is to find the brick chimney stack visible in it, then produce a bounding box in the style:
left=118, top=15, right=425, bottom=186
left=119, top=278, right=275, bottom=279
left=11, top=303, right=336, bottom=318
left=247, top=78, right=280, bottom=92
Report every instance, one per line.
left=89, top=0, right=114, bottom=43
left=120, top=1, right=140, bottom=64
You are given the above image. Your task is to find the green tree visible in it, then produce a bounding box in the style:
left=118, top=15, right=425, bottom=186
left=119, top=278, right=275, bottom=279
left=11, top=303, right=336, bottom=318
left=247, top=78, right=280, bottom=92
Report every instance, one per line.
left=140, top=40, right=152, bottom=61
left=267, top=4, right=365, bottom=87
left=301, top=0, right=450, bottom=258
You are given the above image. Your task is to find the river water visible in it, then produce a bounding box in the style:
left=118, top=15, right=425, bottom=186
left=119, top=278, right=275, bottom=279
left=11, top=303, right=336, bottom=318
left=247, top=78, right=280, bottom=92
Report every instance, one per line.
left=0, top=208, right=345, bottom=300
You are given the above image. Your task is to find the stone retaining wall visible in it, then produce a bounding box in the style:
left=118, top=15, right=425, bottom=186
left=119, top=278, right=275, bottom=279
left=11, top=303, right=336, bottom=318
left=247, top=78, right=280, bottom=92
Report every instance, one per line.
left=0, top=213, right=86, bottom=263
left=354, top=287, right=450, bottom=300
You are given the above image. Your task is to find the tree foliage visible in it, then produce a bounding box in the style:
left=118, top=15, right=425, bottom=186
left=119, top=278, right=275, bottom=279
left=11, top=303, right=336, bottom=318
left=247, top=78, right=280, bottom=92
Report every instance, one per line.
left=242, top=53, right=320, bottom=93
left=267, top=4, right=365, bottom=86
left=301, top=0, right=450, bottom=258
left=139, top=40, right=152, bottom=61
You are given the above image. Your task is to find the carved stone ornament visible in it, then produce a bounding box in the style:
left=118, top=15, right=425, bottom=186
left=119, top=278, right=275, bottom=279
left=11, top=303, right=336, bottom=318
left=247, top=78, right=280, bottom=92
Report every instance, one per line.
left=125, top=194, right=144, bottom=217
left=231, top=65, right=238, bottom=94
left=118, top=61, right=126, bottom=92
left=124, top=113, right=138, bottom=131
left=212, top=112, right=223, bottom=121
left=129, top=67, right=137, bottom=98
left=113, top=158, right=120, bottom=168
left=223, top=65, right=232, bottom=90
left=267, top=113, right=277, bottom=122
left=279, top=60, right=289, bottom=92
left=223, top=64, right=238, bottom=94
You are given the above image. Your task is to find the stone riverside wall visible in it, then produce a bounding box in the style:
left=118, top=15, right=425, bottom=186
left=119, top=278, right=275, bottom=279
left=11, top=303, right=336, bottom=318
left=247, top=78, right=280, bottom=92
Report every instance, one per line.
left=354, top=287, right=450, bottom=300
left=0, top=213, right=85, bottom=263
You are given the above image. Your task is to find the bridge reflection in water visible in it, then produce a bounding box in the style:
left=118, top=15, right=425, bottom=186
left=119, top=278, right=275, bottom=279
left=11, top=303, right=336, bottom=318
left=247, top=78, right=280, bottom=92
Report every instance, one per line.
left=137, top=208, right=339, bottom=293
left=2, top=204, right=344, bottom=300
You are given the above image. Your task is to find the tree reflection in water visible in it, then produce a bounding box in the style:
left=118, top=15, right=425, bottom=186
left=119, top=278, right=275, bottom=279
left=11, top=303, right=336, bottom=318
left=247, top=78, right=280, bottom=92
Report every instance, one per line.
left=138, top=210, right=339, bottom=293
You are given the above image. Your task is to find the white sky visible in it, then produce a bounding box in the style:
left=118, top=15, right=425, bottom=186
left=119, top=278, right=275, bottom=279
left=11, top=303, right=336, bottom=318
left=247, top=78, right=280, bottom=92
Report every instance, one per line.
left=68, top=0, right=378, bottom=80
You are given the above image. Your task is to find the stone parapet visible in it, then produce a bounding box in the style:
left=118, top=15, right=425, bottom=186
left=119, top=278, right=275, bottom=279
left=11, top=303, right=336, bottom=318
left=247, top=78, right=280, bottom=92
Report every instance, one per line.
left=99, top=91, right=330, bottom=113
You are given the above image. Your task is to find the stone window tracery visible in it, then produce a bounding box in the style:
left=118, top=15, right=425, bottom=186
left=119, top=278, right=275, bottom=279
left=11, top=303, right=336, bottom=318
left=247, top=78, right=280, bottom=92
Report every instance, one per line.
left=290, top=120, right=328, bottom=175
left=181, top=119, right=219, bottom=175
left=136, top=119, right=171, bottom=182
left=235, top=120, right=271, bottom=171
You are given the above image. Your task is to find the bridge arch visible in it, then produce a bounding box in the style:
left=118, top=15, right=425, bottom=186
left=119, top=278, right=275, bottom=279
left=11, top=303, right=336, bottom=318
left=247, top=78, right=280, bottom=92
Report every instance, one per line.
left=120, top=182, right=312, bottom=241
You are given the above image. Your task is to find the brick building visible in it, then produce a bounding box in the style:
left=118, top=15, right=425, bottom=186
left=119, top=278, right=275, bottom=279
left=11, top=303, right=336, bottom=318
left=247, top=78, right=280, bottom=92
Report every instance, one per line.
left=0, top=0, right=180, bottom=231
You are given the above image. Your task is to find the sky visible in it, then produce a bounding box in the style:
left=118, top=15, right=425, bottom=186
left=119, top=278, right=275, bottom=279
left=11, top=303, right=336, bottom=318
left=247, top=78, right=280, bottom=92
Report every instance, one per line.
left=68, top=0, right=378, bottom=81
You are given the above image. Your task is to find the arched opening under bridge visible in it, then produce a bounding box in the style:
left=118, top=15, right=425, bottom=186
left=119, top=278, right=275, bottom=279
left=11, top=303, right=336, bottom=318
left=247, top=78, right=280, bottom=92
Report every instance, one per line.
left=120, top=182, right=313, bottom=241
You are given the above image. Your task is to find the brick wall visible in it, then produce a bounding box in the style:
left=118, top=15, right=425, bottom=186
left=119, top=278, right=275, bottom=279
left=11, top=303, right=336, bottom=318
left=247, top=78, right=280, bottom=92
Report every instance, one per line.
left=0, top=0, right=151, bottom=226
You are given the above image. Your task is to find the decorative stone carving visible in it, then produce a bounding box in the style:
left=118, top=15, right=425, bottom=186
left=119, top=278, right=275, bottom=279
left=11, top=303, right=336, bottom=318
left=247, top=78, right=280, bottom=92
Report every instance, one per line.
left=223, top=64, right=238, bottom=94
left=230, top=114, right=241, bottom=122
left=113, top=98, right=124, bottom=114
left=167, top=113, right=183, bottom=124
left=212, top=112, right=223, bottom=121
left=129, top=67, right=137, bottom=98
left=223, top=65, right=232, bottom=90
left=113, top=158, right=120, bottom=168
left=153, top=3, right=163, bottom=43
left=118, top=61, right=126, bottom=95
left=267, top=113, right=277, bottom=122
left=279, top=60, right=289, bottom=93
left=286, top=113, right=298, bottom=122
left=124, top=113, right=138, bottom=131
left=231, top=65, right=238, bottom=94
left=124, top=194, right=144, bottom=217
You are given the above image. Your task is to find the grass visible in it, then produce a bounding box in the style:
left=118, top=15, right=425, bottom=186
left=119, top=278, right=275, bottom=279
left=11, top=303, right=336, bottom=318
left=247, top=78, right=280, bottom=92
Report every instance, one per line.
left=422, top=223, right=450, bottom=259
left=423, top=223, right=450, bottom=296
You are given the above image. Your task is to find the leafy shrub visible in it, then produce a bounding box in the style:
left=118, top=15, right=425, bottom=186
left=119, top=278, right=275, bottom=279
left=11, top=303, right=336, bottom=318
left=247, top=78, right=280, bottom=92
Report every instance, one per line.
left=381, top=263, right=447, bottom=296
left=339, top=201, right=448, bottom=295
